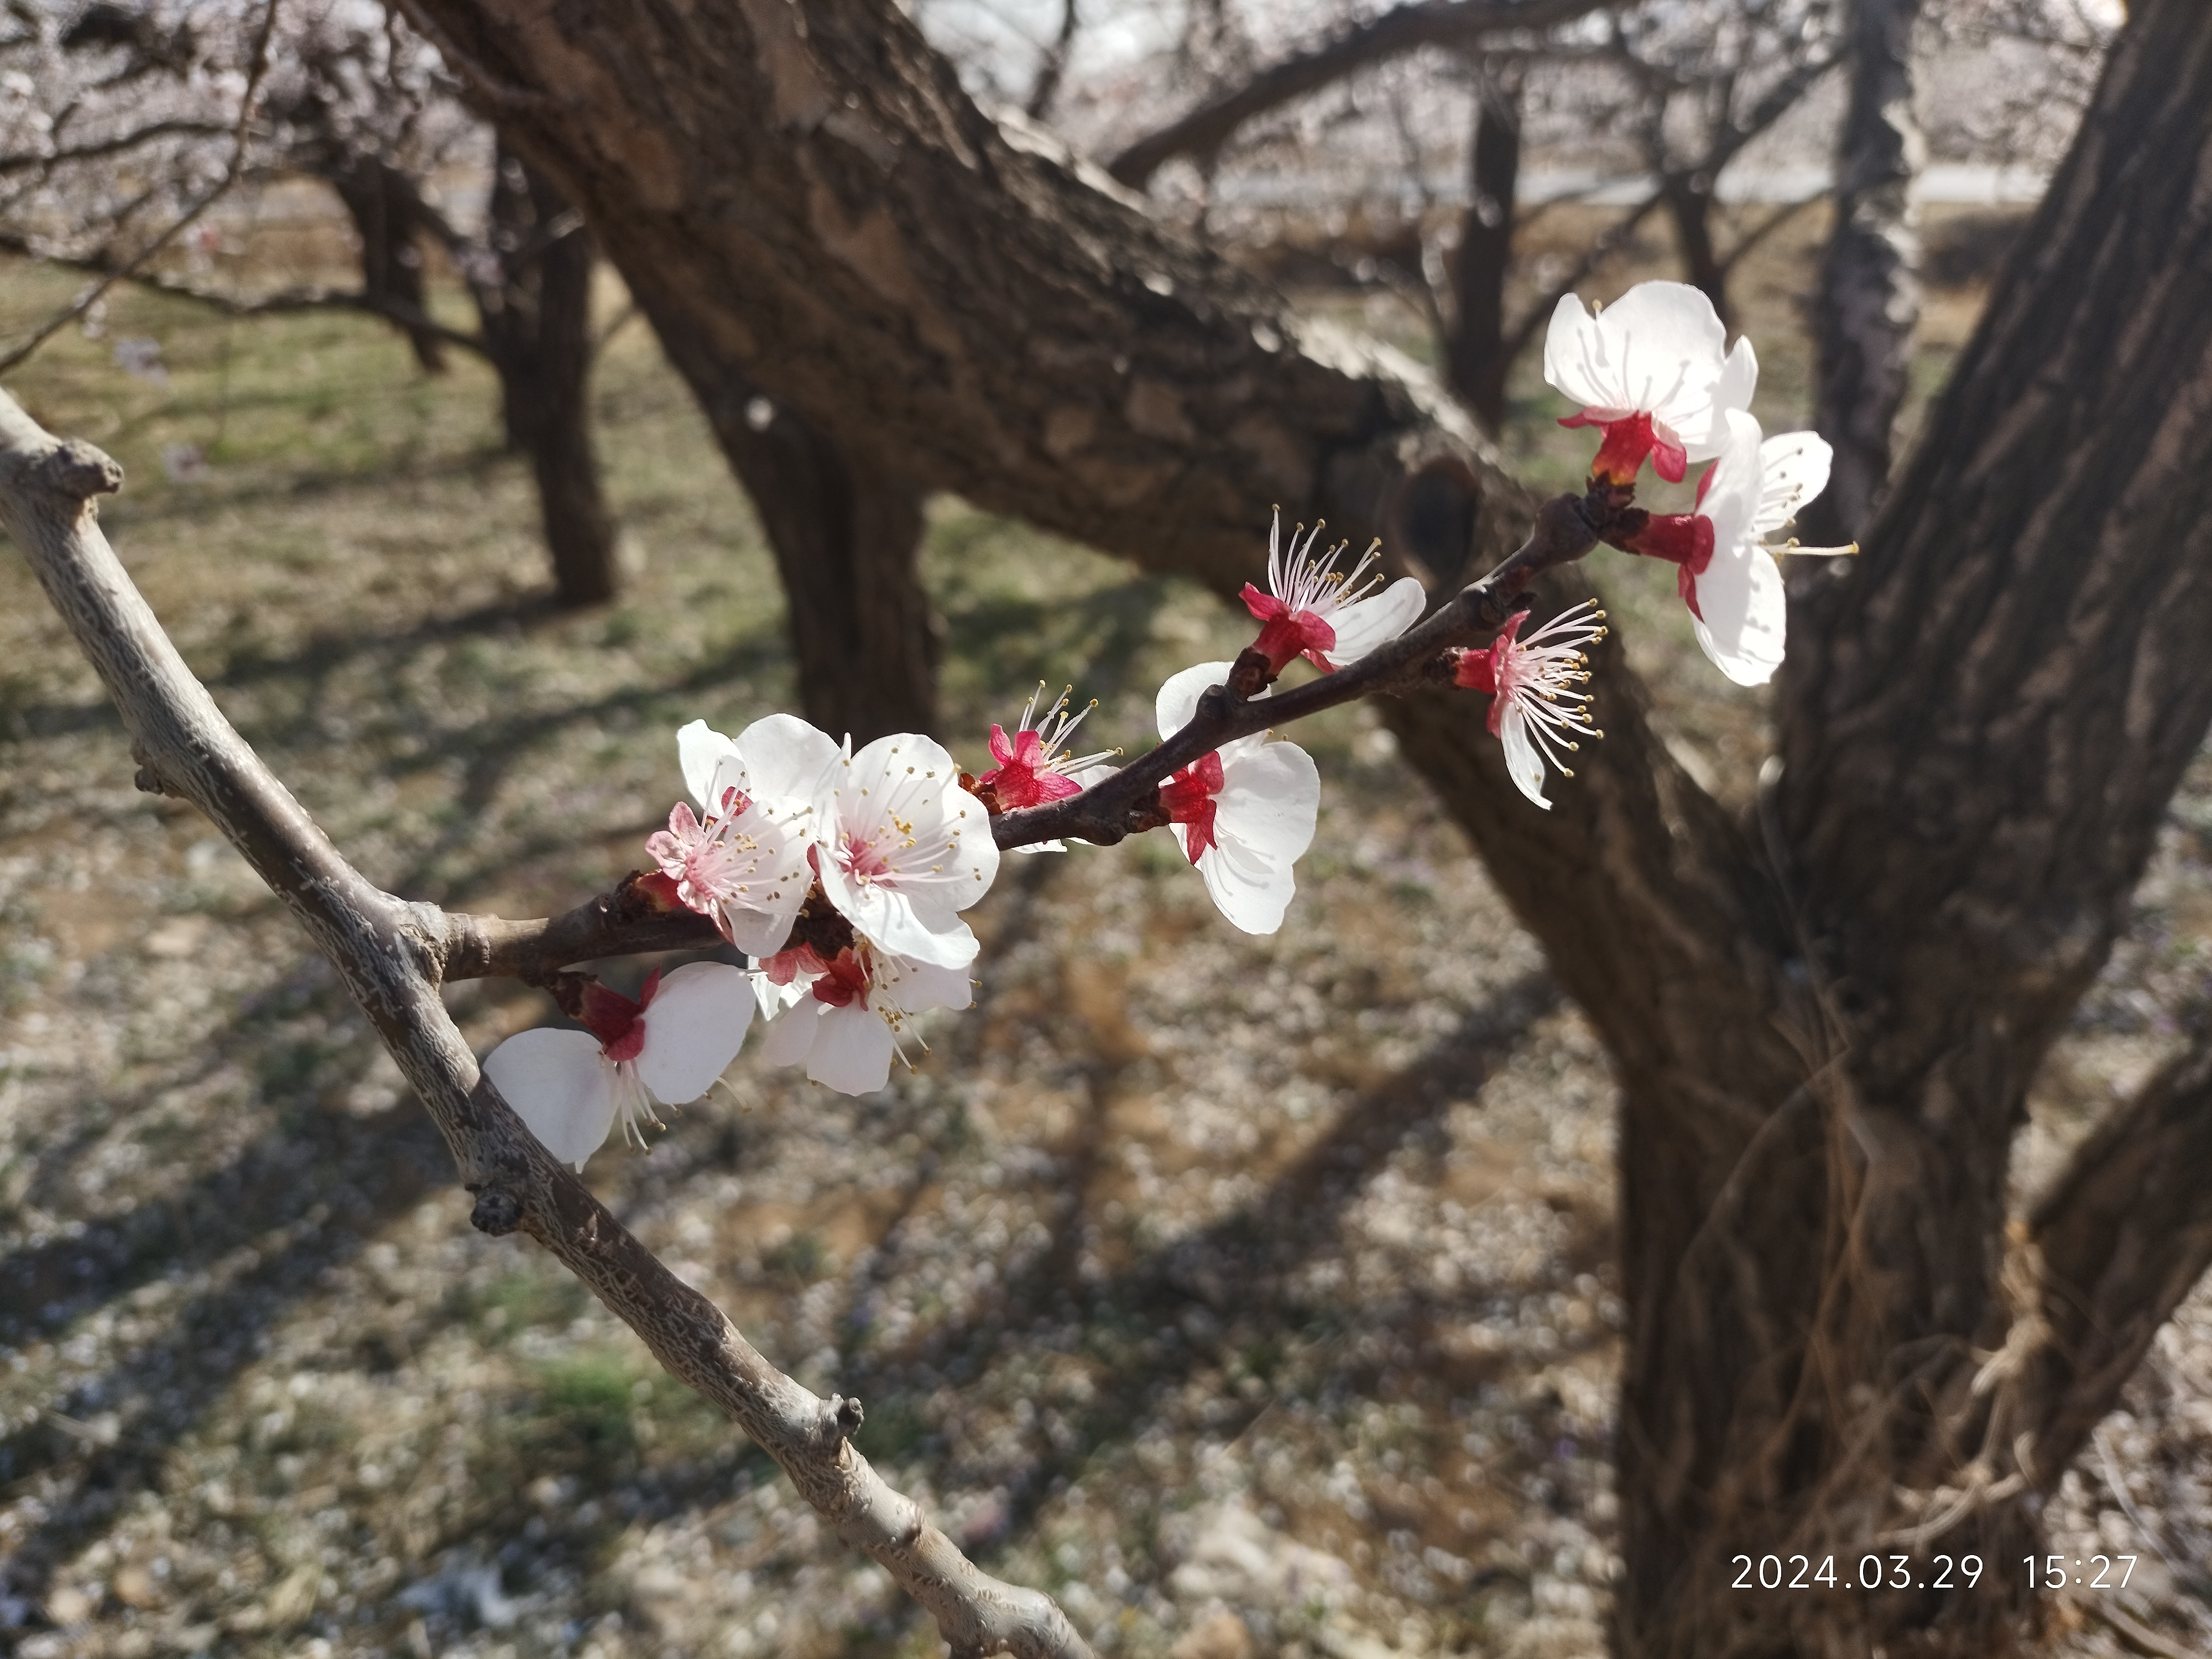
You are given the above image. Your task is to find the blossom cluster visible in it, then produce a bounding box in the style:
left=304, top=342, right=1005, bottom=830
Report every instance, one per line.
left=484, top=280, right=1844, bottom=1173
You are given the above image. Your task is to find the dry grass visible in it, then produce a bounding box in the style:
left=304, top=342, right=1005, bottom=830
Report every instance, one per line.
left=0, top=195, right=2206, bottom=1659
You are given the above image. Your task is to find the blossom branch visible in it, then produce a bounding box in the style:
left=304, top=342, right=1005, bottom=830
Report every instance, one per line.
left=991, top=489, right=1602, bottom=851
left=424, top=489, right=1606, bottom=983
left=0, top=385, right=1094, bottom=1659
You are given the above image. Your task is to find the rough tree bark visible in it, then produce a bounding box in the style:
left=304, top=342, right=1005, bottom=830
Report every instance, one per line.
left=387, top=2, right=2212, bottom=1655
left=1802, top=0, right=1926, bottom=547
left=1444, top=65, right=1521, bottom=431
left=471, top=144, right=620, bottom=607
left=645, top=299, right=938, bottom=739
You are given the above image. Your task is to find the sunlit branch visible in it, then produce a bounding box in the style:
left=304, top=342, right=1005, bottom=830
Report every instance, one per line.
left=0, top=385, right=1095, bottom=1659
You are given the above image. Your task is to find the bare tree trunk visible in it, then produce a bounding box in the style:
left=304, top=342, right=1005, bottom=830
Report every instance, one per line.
left=1660, top=169, right=1731, bottom=327
left=640, top=302, right=937, bottom=740
left=393, top=6, right=2212, bottom=1656
left=473, top=147, right=618, bottom=608
left=327, top=153, right=447, bottom=372
left=1444, top=64, right=1520, bottom=431
left=1802, top=0, right=1926, bottom=547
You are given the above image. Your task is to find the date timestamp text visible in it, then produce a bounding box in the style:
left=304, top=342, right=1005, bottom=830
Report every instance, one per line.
left=1733, top=1554, right=1981, bottom=1592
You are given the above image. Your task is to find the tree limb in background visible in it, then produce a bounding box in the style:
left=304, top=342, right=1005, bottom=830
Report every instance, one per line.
left=0, top=384, right=1094, bottom=1659
left=1803, top=0, right=1927, bottom=546
left=1107, top=0, right=1608, bottom=188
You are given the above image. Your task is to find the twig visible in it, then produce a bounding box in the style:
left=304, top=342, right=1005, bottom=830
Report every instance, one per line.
left=0, top=233, right=493, bottom=363
left=0, top=385, right=1095, bottom=1659
left=1108, top=0, right=1608, bottom=187
left=431, top=488, right=1607, bottom=982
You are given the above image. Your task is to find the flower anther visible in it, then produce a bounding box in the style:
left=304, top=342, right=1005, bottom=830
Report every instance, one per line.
left=1238, top=510, right=1426, bottom=675
left=975, top=683, right=1119, bottom=814
left=1452, top=603, right=1607, bottom=811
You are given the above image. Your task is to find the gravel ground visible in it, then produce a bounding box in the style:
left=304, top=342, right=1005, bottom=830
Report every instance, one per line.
left=2, top=216, right=2209, bottom=1659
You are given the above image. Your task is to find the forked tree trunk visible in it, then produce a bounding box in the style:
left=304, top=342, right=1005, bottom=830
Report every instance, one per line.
left=1803, top=0, right=1926, bottom=547
left=645, top=301, right=937, bottom=740
left=395, top=4, right=2212, bottom=1656
left=1445, top=65, right=1521, bottom=431
left=327, top=153, right=447, bottom=372
left=1608, top=6, right=2212, bottom=1652
left=473, top=148, right=618, bottom=608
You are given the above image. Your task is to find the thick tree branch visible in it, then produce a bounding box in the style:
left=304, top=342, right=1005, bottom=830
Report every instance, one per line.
left=0, top=385, right=1093, bottom=1659
left=2008, top=1027, right=2212, bottom=1482
left=1105, top=0, right=1606, bottom=188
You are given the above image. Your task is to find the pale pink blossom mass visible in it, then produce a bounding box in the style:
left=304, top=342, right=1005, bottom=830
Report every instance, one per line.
left=1154, top=661, right=1320, bottom=933
left=1544, top=281, right=1757, bottom=483
left=482, top=961, right=754, bottom=1170
left=648, top=714, right=837, bottom=956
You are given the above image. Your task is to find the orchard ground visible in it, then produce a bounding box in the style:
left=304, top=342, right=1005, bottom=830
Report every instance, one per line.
left=1, top=202, right=2208, bottom=1659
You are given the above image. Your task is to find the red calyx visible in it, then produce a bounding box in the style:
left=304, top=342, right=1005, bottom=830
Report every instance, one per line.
left=1453, top=612, right=1527, bottom=737
left=1616, top=512, right=1714, bottom=575
left=577, top=967, right=660, bottom=1061
left=809, top=947, right=871, bottom=1009
left=633, top=869, right=686, bottom=912
left=1241, top=583, right=1337, bottom=675
left=1159, top=750, right=1226, bottom=864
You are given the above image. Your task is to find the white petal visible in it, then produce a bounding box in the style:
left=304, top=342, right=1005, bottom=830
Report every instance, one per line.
left=1195, top=836, right=1300, bottom=934
left=1752, top=430, right=1833, bottom=538
left=723, top=889, right=807, bottom=958
left=1541, top=292, right=1613, bottom=411
left=733, top=712, right=840, bottom=801
left=826, top=880, right=979, bottom=968
left=1691, top=333, right=1761, bottom=459
left=1321, top=577, right=1427, bottom=667
left=1598, top=281, right=1729, bottom=424
left=1698, top=408, right=1767, bottom=558
left=807, top=1001, right=896, bottom=1094
left=1215, top=741, right=1320, bottom=862
left=677, top=719, right=739, bottom=811
left=483, top=1027, right=618, bottom=1168
left=819, top=732, right=1000, bottom=912
left=1156, top=660, right=1235, bottom=739
left=878, top=953, right=973, bottom=1014
left=634, top=961, right=754, bottom=1103
left=1693, top=541, right=1788, bottom=687
left=749, top=971, right=808, bottom=1021
left=759, top=999, right=823, bottom=1068
left=1499, top=706, right=1553, bottom=810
